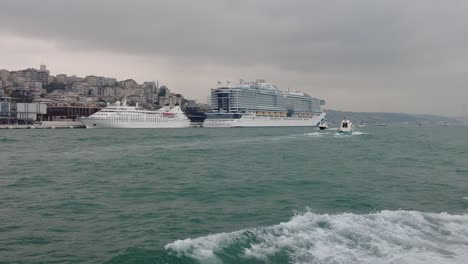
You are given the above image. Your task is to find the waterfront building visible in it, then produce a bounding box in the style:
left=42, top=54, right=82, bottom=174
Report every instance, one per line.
left=45, top=106, right=101, bottom=121
left=0, top=69, right=10, bottom=82
left=9, top=66, right=49, bottom=86
left=0, top=96, right=47, bottom=124
left=55, top=74, right=68, bottom=84
left=118, top=79, right=139, bottom=90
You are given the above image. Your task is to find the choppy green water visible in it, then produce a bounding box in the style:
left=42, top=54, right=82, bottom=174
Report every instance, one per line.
left=1, top=126, right=468, bottom=263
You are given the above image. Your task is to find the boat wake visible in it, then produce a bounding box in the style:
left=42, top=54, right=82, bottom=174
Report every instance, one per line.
left=332, top=131, right=368, bottom=137
left=303, top=132, right=326, bottom=137
left=303, top=131, right=368, bottom=138
left=165, top=210, right=468, bottom=264
left=350, top=131, right=367, bottom=135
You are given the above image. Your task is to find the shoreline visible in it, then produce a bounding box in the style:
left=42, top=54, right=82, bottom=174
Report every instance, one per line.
left=0, top=121, right=85, bottom=129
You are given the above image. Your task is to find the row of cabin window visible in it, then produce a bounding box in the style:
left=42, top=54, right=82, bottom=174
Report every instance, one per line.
left=107, top=118, right=170, bottom=122
left=108, top=116, right=167, bottom=120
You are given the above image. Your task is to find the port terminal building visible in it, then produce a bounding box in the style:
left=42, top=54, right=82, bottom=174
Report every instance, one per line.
left=0, top=97, right=47, bottom=124
left=44, top=106, right=101, bottom=121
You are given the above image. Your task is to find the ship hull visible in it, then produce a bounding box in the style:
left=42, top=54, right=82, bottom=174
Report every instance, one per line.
left=203, top=113, right=326, bottom=128
left=78, top=117, right=190, bottom=128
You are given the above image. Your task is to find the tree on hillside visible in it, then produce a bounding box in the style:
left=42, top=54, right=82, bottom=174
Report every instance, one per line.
left=44, top=82, right=66, bottom=93
left=10, top=90, right=33, bottom=103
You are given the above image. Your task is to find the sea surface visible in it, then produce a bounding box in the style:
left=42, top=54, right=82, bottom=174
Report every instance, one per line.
left=1, top=126, right=468, bottom=264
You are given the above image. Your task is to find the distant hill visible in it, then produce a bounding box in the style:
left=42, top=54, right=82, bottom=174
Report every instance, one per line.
left=324, top=110, right=457, bottom=125
left=455, top=116, right=468, bottom=124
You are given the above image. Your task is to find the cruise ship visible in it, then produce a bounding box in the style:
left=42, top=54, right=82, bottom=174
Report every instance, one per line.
left=203, top=80, right=326, bottom=127
left=78, top=100, right=190, bottom=128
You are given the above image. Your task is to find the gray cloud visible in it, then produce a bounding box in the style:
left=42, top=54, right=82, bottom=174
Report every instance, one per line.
left=0, top=0, right=467, bottom=115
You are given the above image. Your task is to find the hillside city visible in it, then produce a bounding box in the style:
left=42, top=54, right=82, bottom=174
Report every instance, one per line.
left=0, top=65, right=203, bottom=110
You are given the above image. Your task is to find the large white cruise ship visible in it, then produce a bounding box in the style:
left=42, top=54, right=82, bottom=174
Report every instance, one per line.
left=203, top=80, right=326, bottom=128
left=78, top=100, right=190, bottom=128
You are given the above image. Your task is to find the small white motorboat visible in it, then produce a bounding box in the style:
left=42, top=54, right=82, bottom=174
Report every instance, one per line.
left=338, top=118, right=354, bottom=133
left=319, top=120, right=328, bottom=130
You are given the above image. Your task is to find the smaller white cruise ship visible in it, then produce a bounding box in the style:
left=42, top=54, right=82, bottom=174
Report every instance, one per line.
left=78, top=100, right=190, bottom=128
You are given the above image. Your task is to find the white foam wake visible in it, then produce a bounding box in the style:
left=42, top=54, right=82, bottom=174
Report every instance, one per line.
left=304, top=132, right=325, bottom=137
left=165, top=210, right=468, bottom=264
left=351, top=131, right=367, bottom=135
left=331, top=131, right=368, bottom=137
left=303, top=131, right=368, bottom=137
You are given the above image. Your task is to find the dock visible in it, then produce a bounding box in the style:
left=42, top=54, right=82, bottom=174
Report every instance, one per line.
left=0, top=121, right=85, bottom=129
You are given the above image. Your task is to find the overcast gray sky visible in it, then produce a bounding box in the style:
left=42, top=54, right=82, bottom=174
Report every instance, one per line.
left=1, top=0, right=467, bottom=115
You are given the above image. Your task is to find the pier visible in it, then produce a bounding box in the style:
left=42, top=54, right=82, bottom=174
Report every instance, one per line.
left=0, top=121, right=85, bottom=129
